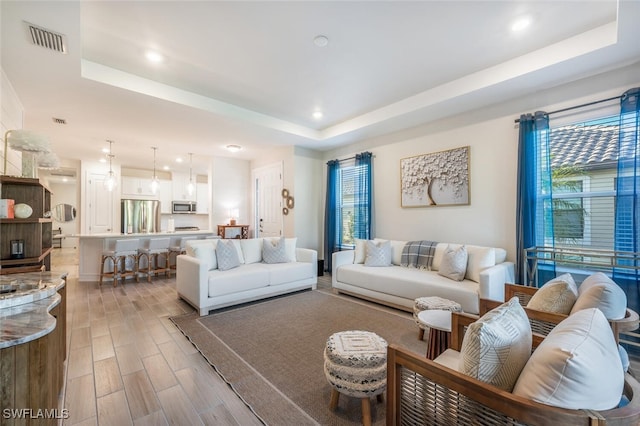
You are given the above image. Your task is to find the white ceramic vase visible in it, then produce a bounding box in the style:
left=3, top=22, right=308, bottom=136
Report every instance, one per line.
left=14, top=203, right=33, bottom=219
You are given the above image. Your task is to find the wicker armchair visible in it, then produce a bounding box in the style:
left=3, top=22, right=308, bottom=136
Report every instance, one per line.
left=387, top=311, right=640, bottom=426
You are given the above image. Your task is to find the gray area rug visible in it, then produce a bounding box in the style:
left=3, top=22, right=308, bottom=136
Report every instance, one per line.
left=170, top=290, right=427, bottom=425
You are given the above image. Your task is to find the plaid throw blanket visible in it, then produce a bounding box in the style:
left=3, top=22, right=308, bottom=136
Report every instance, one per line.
left=400, top=240, right=438, bottom=270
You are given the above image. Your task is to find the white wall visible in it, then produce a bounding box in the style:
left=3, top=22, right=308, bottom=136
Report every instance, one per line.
left=210, top=156, right=251, bottom=231
left=293, top=147, right=323, bottom=251
left=1, top=69, right=24, bottom=176
left=320, top=62, right=640, bottom=262
left=50, top=182, right=80, bottom=248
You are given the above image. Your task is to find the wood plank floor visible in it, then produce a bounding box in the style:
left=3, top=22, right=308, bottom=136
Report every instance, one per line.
left=52, top=248, right=269, bottom=426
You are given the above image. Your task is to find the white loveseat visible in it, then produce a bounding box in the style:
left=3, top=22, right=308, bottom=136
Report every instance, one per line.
left=332, top=240, right=514, bottom=315
left=177, top=238, right=317, bottom=316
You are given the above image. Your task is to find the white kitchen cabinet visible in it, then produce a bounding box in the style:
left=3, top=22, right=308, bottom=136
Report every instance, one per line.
left=171, top=172, right=195, bottom=201
left=196, top=182, right=209, bottom=214
left=121, top=176, right=158, bottom=199
left=159, top=180, right=173, bottom=213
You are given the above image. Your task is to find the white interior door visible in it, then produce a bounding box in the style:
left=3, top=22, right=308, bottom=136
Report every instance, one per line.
left=253, top=162, right=283, bottom=238
left=87, top=173, right=114, bottom=234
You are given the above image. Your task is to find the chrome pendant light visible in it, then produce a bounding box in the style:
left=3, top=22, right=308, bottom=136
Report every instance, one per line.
left=187, top=152, right=195, bottom=197
left=150, top=146, right=159, bottom=194
left=104, top=140, right=117, bottom=192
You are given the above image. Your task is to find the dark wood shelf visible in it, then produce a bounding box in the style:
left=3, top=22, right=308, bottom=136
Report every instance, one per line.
left=0, top=218, right=53, bottom=224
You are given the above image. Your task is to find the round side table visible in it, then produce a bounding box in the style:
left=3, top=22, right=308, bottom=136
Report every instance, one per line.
left=417, top=309, right=452, bottom=360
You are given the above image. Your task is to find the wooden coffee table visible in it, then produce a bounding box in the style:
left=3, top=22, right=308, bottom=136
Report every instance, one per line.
left=417, top=309, right=452, bottom=360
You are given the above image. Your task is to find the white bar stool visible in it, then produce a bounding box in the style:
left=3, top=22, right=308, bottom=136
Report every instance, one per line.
left=137, top=238, right=171, bottom=282
left=168, top=236, right=197, bottom=277
left=99, top=239, right=139, bottom=287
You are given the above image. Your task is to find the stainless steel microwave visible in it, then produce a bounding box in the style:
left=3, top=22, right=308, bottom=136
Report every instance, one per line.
left=172, top=201, right=197, bottom=214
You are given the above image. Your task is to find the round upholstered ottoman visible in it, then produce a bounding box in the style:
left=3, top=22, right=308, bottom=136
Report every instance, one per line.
left=324, top=330, right=387, bottom=426
left=413, top=296, right=462, bottom=340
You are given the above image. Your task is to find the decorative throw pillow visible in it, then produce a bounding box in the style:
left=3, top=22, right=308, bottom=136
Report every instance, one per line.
left=513, top=308, right=623, bottom=410
left=437, top=245, right=468, bottom=281
left=464, top=246, right=496, bottom=283
left=570, top=272, right=627, bottom=320
left=216, top=239, right=241, bottom=271
left=353, top=239, right=367, bottom=264
left=527, top=273, right=578, bottom=314
left=262, top=237, right=289, bottom=264
left=364, top=240, right=392, bottom=267
left=229, top=239, right=245, bottom=264
left=192, top=243, right=217, bottom=271
left=459, top=297, right=532, bottom=392
left=240, top=238, right=263, bottom=264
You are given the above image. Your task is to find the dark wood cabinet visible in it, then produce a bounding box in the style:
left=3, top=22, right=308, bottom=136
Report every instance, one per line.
left=217, top=224, right=249, bottom=239
left=0, top=176, right=53, bottom=274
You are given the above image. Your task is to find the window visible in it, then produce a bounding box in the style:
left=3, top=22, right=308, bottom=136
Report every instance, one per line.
left=337, top=163, right=370, bottom=248
left=544, top=116, right=619, bottom=253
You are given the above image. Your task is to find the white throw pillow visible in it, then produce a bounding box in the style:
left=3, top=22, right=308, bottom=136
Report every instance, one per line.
left=185, top=239, right=217, bottom=257
left=527, top=273, right=578, bottom=315
left=240, top=238, right=263, bottom=264
left=464, top=246, right=496, bottom=283
left=571, top=272, right=627, bottom=320
left=513, top=308, right=623, bottom=410
left=192, top=243, right=217, bottom=271
left=389, top=240, right=408, bottom=265
left=353, top=239, right=367, bottom=264
left=364, top=240, right=392, bottom=267
left=216, top=239, right=241, bottom=271
left=262, top=237, right=289, bottom=264
left=459, top=297, right=532, bottom=392
left=431, top=243, right=450, bottom=271
left=437, top=245, right=468, bottom=281
left=229, top=239, right=245, bottom=264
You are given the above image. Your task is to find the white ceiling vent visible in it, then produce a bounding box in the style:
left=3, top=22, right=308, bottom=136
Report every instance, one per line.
left=24, top=21, right=67, bottom=54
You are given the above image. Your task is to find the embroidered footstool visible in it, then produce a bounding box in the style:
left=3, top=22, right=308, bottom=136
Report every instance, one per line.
left=324, top=330, right=388, bottom=426
left=413, top=296, right=462, bottom=340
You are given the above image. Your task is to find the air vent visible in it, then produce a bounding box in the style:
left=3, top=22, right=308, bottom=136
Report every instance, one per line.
left=52, top=117, right=66, bottom=125
left=24, top=21, right=67, bottom=54
left=50, top=168, right=76, bottom=178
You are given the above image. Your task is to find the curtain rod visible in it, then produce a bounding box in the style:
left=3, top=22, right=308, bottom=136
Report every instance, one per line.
left=514, top=94, right=622, bottom=124
left=330, top=153, right=375, bottom=164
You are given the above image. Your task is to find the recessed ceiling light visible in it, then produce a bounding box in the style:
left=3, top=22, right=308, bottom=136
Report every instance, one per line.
left=101, top=147, right=109, bottom=153
left=176, top=157, right=183, bottom=163
left=313, top=111, right=323, bottom=120
left=145, top=50, right=164, bottom=63
left=99, top=158, right=106, bottom=163
left=314, top=35, right=329, bottom=47
left=511, top=16, right=531, bottom=32
left=226, top=144, right=242, bottom=153
left=163, top=165, right=170, bottom=171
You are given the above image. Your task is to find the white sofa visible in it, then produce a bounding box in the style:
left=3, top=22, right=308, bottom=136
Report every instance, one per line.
left=177, top=238, right=317, bottom=316
left=332, top=240, right=514, bottom=315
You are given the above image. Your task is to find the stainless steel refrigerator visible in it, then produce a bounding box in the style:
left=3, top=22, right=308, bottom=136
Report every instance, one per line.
left=121, top=199, right=161, bottom=234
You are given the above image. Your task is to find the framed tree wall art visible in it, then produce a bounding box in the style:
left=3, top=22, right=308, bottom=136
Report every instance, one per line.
left=400, top=146, right=470, bottom=207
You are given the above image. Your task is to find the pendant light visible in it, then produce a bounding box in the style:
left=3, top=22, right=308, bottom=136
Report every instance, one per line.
left=150, top=146, right=159, bottom=194
left=187, top=152, right=195, bottom=197
left=104, top=140, right=117, bottom=191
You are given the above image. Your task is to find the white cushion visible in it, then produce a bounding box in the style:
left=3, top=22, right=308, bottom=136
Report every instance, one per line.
left=437, top=245, right=468, bottom=281
left=513, top=308, right=623, bottom=410
left=431, top=243, right=450, bottom=271
left=240, top=238, right=263, bottom=264
left=494, top=248, right=507, bottom=264
left=192, top=243, right=217, bottom=271
left=216, top=240, right=241, bottom=271
left=336, top=263, right=481, bottom=314
left=185, top=239, right=217, bottom=257
left=373, top=238, right=407, bottom=266
left=265, top=237, right=297, bottom=262
left=465, top=246, right=496, bottom=283
left=353, top=239, right=367, bottom=264
left=267, top=262, right=314, bottom=286
left=229, top=239, right=245, bottom=264
left=207, top=263, right=269, bottom=297
left=364, top=240, right=392, bottom=267
left=459, top=297, right=532, bottom=392
left=571, top=272, right=627, bottom=320
left=434, top=349, right=461, bottom=371
left=263, top=237, right=289, bottom=264
left=527, top=273, right=578, bottom=315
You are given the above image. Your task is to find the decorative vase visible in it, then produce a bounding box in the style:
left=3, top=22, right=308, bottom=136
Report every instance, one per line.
left=13, top=203, right=33, bottom=219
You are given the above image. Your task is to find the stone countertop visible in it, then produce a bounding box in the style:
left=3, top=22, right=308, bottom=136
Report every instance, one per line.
left=0, top=272, right=67, bottom=349
left=74, top=230, right=218, bottom=239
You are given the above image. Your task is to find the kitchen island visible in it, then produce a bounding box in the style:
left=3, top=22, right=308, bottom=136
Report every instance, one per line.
left=76, top=230, right=218, bottom=282
left=1, top=272, right=67, bottom=423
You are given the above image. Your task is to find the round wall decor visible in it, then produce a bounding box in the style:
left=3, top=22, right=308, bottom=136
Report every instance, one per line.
left=281, top=189, right=289, bottom=198
left=282, top=207, right=289, bottom=215
left=286, top=196, right=295, bottom=209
